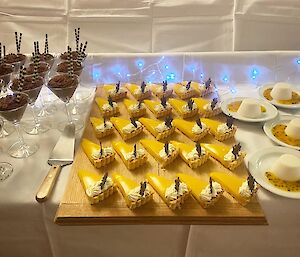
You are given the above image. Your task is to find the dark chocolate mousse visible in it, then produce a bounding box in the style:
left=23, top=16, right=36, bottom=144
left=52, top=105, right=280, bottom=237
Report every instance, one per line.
left=60, top=51, right=86, bottom=60
left=25, top=62, right=50, bottom=76
left=4, top=53, right=26, bottom=64
left=47, top=74, right=78, bottom=102
left=0, top=93, right=28, bottom=122
left=57, top=61, right=83, bottom=75
left=31, top=53, right=54, bottom=62
left=11, top=76, right=43, bottom=93
left=0, top=64, right=13, bottom=76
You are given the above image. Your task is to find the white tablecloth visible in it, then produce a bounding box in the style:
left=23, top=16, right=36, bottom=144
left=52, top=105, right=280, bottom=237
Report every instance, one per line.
left=1, top=53, right=300, bottom=257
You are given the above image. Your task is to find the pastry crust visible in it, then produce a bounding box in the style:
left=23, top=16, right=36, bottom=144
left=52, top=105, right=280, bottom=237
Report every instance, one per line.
left=181, top=108, right=198, bottom=119
left=127, top=192, right=154, bottom=210
left=107, top=91, right=127, bottom=101
left=199, top=189, right=224, bottom=208
left=92, top=153, right=116, bottom=168
left=121, top=126, right=143, bottom=140
left=88, top=186, right=116, bottom=204
left=187, top=153, right=209, bottom=169
left=154, top=89, right=173, bottom=99
left=132, top=90, right=152, bottom=100
left=93, top=126, right=114, bottom=139
left=209, top=152, right=246, bottom=171
left=211, top=126, right=237, bottom=142
left=199, top=107, right=222, bottom=118
left=161, top=149, right=179, bottom=168
left=156, top=126, right=175, bottom=141
left=100, top=106, right=119, bottom=117
left=128, top=107, right=146, bottom=118
left=176, top=89, right=196, bottom=100
left=168, top=191, right=191, bottom=210
left=154, top=107, right=172, bottom=118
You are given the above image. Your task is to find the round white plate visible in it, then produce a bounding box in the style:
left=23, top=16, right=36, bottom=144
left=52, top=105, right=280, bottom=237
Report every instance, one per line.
left=263, top=115, right=300, bottom=150
left=258, top=83, right=300, bottom=109
left=248, top=146, right=300, bottom=199
left=221, top=97, right=278, bottom=122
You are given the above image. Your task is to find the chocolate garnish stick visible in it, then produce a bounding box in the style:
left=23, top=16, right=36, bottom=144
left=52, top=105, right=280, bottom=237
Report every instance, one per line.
left=34, top=41, right=37, bottom=55
left=103, top=117, right=107, bottom=128
left=115, top=81, right=120, bottom=93
left=99, top=172, right=108, bottom=190
left=79, top=42, right=83, bottom=53
left=205, top=78, right=212, bottom=89
left=247, top=173, right=255, bottom=193
left=67, top=46, right=73, bottom=78
left=226, top=115, right=233, bottom=129
left=161, top=95, right=167, bottom=108
left=18, top=33, right=22, bottom=54
left=209, top=177, right=213, bottom=194
left=130, top=117, right=138, bottom=128
left=210, top=98, right=218, bottom=110
left=232, top=143, right=241, bottom=160
left=36, top=41, right=40, bottom=55
left=141, top=81, right=146, bottom=93
left=139, top=181, right=147, bottom=196
left=82, top=41, right=88, bottom=54
left=133, top=144, right=137, bottom=158
left=0, top=42, right=2, bottom=65
left=99, top=141, right=103, bottom=157
left=44, top=34, right=49, bottom=54
left=75, top=28, right=79, bottom=52
left=164, top=142, right=169, bottom=156
left=186, top=81, right=191, bottom=90
left=164, top=116, right=173, bottom=128
left=196, top=143, right=201, bottom=156
left=108, top=95, right=114, bottom=107
left=18, top=66, right=25, bottom=92
left=175, top=177, right=180, bottom=192
left=162, top=80, right=167, bottom=92
left=138, top=99, right=142, bottom=109
left=32, top=56, right=38, bottom=84
left=15, top=32, right=18, bottom=53
left=187, top=99, right=194, bottom=111
left=3, top=45, right=5, bottom=57
left=196, top=118, right=202, bottom=129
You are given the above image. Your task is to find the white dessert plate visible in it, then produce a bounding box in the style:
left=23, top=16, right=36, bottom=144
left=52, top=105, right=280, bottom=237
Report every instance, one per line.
left=258, top=84, right=300, bottom=109
left=248, top=146, right=300, bottom=199
left=221, top=97, right=278, bottom=122
left=263, top=115, right=300, bottom=151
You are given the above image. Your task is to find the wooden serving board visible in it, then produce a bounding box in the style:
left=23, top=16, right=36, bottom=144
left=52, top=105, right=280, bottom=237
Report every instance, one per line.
left=55, top=87, right=267, bottom=225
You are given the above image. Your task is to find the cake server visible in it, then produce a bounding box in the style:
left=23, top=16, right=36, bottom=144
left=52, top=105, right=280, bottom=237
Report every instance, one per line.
left=36, top=123, right=75, bottom=202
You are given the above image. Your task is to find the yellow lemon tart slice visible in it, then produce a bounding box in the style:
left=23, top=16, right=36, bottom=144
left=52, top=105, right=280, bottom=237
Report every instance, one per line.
left=81, top=138, right=115, bottom=168
left=174, top=81, right=197, bottom=99
left=177, top=173, right=223, bottom=208
left=95, top=96, right=119, bottom=117
left=139, top=116, right=175, bottom=140
left=202, top=143, right=246, bottom=171
left=168, top=98, right=198, bottom=118
left=103, top=82, right=127, bottom=101
left=192, top=97, right=222, bottom=118
left=112, top=141, right=147, bottom=170
left=144, top=97, right=172, bottom=118
left=140, top=139, right=179, bottom=167
left=90, top=116, right=114, bottom=139
left=151, top=81, right=173, bottom=98
left=210, top=171, right=258, bottom=206
left=173, top=118, right=209, bottom=141
left=126, top=82, right=152, bottom=100
left=146, top=173, right=190, bottom=210
left=187, top=78, right=215, bottom=97
left=123, top=99, right=146, bottom=118
left=112, top=173, right=153, bottom=209
left=201, top=116, right=237, bottom=141
left=171, top=141, right=209, bottom=169
left=78, top=170, right=115, bottom=204
left=110, top=117, right=143, bottom=140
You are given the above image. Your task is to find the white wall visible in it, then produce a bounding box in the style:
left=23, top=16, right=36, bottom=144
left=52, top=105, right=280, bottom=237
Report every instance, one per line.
left=0, top=0, right=300, bottom=54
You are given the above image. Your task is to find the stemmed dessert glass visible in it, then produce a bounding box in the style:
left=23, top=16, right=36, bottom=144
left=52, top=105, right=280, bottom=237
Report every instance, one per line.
left=0, top=92, right=39, bottom=158
left=47, top=73, right=83, bottom=132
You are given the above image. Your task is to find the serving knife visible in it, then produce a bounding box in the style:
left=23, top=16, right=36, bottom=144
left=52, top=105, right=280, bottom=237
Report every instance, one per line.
left=36, top=124, right=75, bottom=202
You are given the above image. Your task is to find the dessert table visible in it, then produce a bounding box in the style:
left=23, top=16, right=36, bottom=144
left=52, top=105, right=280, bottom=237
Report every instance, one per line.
left=0, top=52, right=300, bottom=257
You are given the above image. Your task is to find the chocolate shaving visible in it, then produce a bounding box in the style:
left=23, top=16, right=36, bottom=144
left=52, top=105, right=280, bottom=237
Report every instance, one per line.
left=108, top=95, right=114, bottom=107
left=141, top=81, right=146, bottom=93
left=133, top=144, right=137, bottom=158
left=226, top=115, right=233, bottom=129
left=187, top=99, right=194, bottom=111
left=130, top=117, right=138, bottom=128
left=99, top=141, right=103, bottom=157
left=115, top=81, right=120, bottom=93
left=205, top=78, right=212, bottom=89
left=209, top=177, right=213, bottom=194
left=210, top=98, right=218, bottom=110
left=139, top=181, right=147, bottom=196
left=247, top=173, right=256, bottom=193
left=186, top=81, right=191, bottom=90
left=138, top=99, right=142, bottom=109
left=175, top=177, right=180, bottom=192
left=164, top=116, right=173, bottom=128
left=196, top=143, right=201, bottom=156
left=103, top=117, right=107, bottom=127
left=100, top=172, right=108, bottom=190
left=162, top=80, right=168, bottom=92
left=164, top=142, right=169, bottom=156
left=196, top=118, right=202, bottom=129
left=232, top=143, right=241, bottom=160
left=161, top=96, right=167, bottom=108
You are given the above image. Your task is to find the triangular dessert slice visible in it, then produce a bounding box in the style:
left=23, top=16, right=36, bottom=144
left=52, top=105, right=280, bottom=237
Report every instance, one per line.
left=90, top=116, right=114, bottom=139
left=144, top=97, right=172, bottom=118
left=126, top=81, right=152, bottom=100
left=177, top=173, right=223, bottom=208
left=151, top=81, right=173, bottom=98
left=95, top=96, right=119, bottom=117
left=103, top=81, right=127, bottom=101
left=112, top=141, right=147, bottom=170
left=210, top=171, right=258, bottom=206
left=112, top=173, right=153, bottom=209
left=123, top=98, right=146, bottom=118
left=173, top=81, right=197, bottom=99
left=173, top=118, right=209, bottom=141
left=78, top=170, right=116, bottom=204
left=168, top=98, right=198, bottom=118
left=192, top=97, right=222, bottom=118
left=171, top=141, right=209, bottom=169
left=146, top=173, right=190, bottom=210
left=110, top=117, right=143, bottom=140
left=140, top=139, right=179, bottom=167
left=81, top=138, right=115, bottom=168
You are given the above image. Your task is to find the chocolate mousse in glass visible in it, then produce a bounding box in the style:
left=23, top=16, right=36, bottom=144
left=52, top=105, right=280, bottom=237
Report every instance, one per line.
left=25, top=62, right=50, bottom=78
left=60, top=51, right=86, bottom=61
left=10, top=75, right=50, bottom=135
left=47, top=73, right=83, bottom=131
left=32, top=53, right=55, bottom=68
left=0, top=63, right=14, bottom=85
left=4, top=53, right=26, bottom=73
left=56, top=61, right=83, bottom=76
left=0, top=92, right=39, bottom=158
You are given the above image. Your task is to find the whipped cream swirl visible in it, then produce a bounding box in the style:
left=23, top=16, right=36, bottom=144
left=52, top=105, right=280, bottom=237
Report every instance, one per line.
left=217, top=123, right=235, bottom=134
left=224, top=148, right=241, bottom=161
left=186, top=147, right=206, bottom=160
left=154, top=103, right=171, bottom=112
left=239, top=180, right=258, bottom=198
left=108, top=87, right=125, bottom=96
left=86, top=177, right=114, bottom=197
left=102, top=102, right=117, bottom=111
left=182, top=103, right=197, bottom=113
left=192, top=122, right=207, bottom=134
left=129, top=103, right=145, bottom=112
left=159, top=144, right=176, bottom=159
left=96, top=121, right=113, bottom=132
left=165, top=181, right=189, bottom=201
left=122, top=121, right=142, bottom=134
left=199, top=182, right=222, bottom=202
left=127, top=184, right=151, bottom=202
left=124, top=148, right=145, bottom=161
left=92, top=147, right=114, bottom=159
left=155, top=122, right=172, bottom=133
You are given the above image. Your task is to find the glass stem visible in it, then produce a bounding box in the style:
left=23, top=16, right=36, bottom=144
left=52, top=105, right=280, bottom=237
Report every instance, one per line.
left=65, top=101, right=73, bottom=124
left=14, top=122, right=25, bottom=146
left=30, top=104, right=40, bottom=128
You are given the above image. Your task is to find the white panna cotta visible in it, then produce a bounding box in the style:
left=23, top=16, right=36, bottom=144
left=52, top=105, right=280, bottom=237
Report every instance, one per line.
left=237, top=99, right=261, bottom=118
left=271, top=154, right=300, bottom=182
left=270, top=83, right=292, bottom=101
left=285, top=118, right=300, bottom=140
